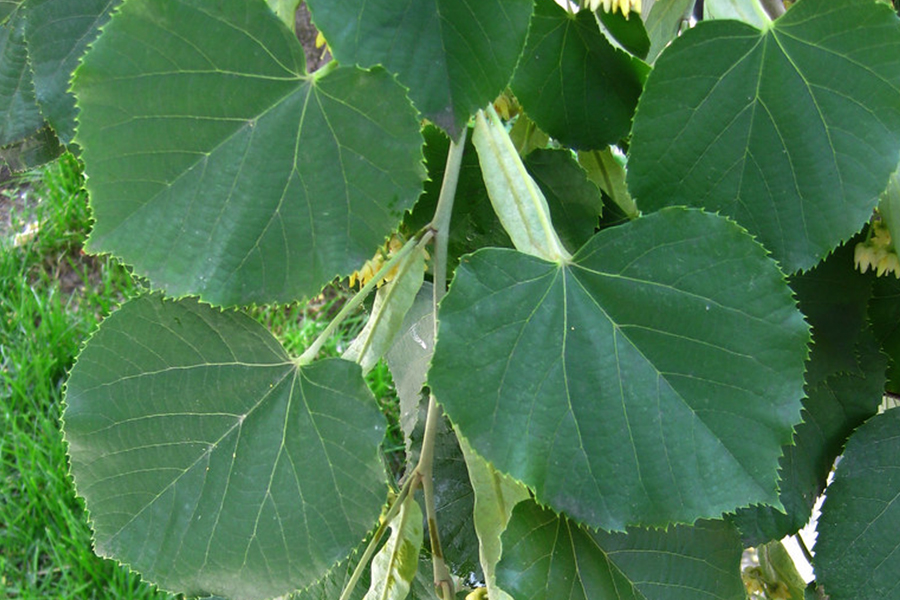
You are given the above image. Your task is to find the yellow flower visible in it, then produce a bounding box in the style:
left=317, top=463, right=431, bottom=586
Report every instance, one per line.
left=855, top=219, right=900, bottom=278
left=584, top=0, right=642, bottom=18
left=349, top=233, right=418, bottom=288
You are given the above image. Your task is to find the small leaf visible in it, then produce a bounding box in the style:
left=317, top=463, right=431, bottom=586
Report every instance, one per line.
left=578, top=148, right=638, bottom=220
left=24, top=0, right=120, bottom=145
left=459, top=437, right=529, bottom=600
left=74, top=0, right=424, bottom=307
left=869, top=275, right=900, bottom=394
left=306, top=0, right=533, bottom=137
left=363, top=494, right=424, bottom=600
left=597, top=7, right=651, bottom=58
left=0, top=4, right=44, bottom=145
left=629, top=0, right=900, bottom=272
left=344, top=247, right=426, bottom=374
left=643, top=0, right=695, bottom=64
left=511, top=0, right=648, bottom=150
left=814, top=409, right=900, bottom=600
left=64, top=295, right=387, bottom=600
left=497, top=500, right=746, bottom=600
left=264, top=0, right=299, bottom=29
left=431, top=208, right=809, bottom=530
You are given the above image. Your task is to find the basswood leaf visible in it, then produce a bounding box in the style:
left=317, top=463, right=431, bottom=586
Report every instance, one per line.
left=814, top=409, right=900, bottom=600
left=63, top=295, right=387, bottom=600
left=24, top=0, right=120, bottom=145
left=431, top=208, right=808, bottom=530
left=869, top=274, right=900, bottom=394
left=496, top=500, right=746, bottom=600
left=363, top=495, right=423, bottom=600
left=596, top=8, right=651, bottom=59
left=511, top=0, right=648, bottom=151
left=703, top=0, right=770, bottom=28
left=306, top=0, right=532, bottom=137
left=0, top=4, right=44, bottom=145
left=73, top=0, right=424, bottom=307
left=643, top=0, right=694, bottom=64
left=730, top=327, right=887, bottom=546
left=629, top=0, right=900, bottom=272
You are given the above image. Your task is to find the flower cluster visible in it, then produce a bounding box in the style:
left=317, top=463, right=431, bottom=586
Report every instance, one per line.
left=854, top=218, right=900, bottom=278
left=583, top=0, right=642, bottom=18
left=348, top=234, right=406, bottom=288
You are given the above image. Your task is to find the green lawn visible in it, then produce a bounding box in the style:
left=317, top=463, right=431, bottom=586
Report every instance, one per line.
left=0, top=155, right=400, bottom=599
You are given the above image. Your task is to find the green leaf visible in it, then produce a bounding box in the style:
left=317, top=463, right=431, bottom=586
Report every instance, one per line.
left=597, top=7, right=651, bottom=59
left=578, top=148, right=639, bottom=221
left=525, top=149, right=604, bottom=254
left=730, top=327, right=887, bottom=545
left=497, top=500, right=746, bottom=600
left=869, top=274, right=900, bottom=393
left=643, top=0, right=694, bottom=64
left=306, top=0, right=533, bottom=138
left=0, top=124, right=62, bottom=171
left=431, top=208, right=808, bottom=530
left=511, top=0, right=648, bottom=151
left=344, top=247, right=427, bottom=374
left=363, top=494, right=423, bottom=600
left=0, top=4, right=44, bottom=145
left=629, top=0, right=900, bottom=272
left=791, top=238, right=874, bottom=387
left=814, top=408, right=900, bottom=600
left=63, top=295, right=388, bottom=600
left=756, top=541, right=807, bottom=600
left=264, top=0, right=299, bottom=29
left=24, top=0, right=120, bottom=145
left=703, top=0, right=771, bottom=28
left=460, top=437, right=530, bottom=600
left=73, top=0, right=424, bottom=307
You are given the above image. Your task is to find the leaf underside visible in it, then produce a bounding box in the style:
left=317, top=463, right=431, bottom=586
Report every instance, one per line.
left=629, top=0, right=900, bottom=272
left=64, top=295, right=387, bottom=600
left=431, top=208, right=809, bottom=530
left=74, top=0, right=424, bottom=307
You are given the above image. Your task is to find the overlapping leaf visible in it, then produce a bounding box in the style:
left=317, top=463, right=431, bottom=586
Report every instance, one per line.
left=629, top=0, right=900, bottom=272
left=814, top=409, right=900, bottom=600
left=306, top=0, right=533, bottom=137
left=74, top=0, right=424, bottom=307
left=0, top=3, right=43, bottom=145
left=511, top=0, right=648, bottom=150
left=869, top=274, right=900, bottom=394
left=431, top=208, right=809, bottom=530
left=64, top=295, right=387, bottom=600
left=25, top=0, right=120, bottom=144
left=497, top=500, right=746, bottom=600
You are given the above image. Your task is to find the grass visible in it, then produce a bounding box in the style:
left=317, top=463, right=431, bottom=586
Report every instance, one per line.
left=0, top=154, right=402, bottom=598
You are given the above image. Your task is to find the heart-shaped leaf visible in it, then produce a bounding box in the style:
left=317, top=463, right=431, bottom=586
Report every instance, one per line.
left=64, top=295, right=387, bottom=600
left=307, top=0, right=533, bottom=138
left=497, top=500, right=746, bottom=600
left=814, top=408, right=900, bottom=600
left=431, top=208, right=808, bottom=530
left=74, top=0, right=424, bottom=307
left=25, top=0, right=120, bottom=145
left=629, top=0, right=900, bottom=272
left=511, top=0, right=648, bottom=151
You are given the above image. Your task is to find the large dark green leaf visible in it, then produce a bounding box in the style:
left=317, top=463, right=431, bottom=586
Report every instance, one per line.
left=814, top=409, right=900, bottom=600
left=431, top=208, right=809, bottom=530
left=0, top=4, right=44, bottom=145
left=511, top=0, right=647, bottom=150
left=629, top=0, right=900, bottom=272
left=731, top=327, right=887, bottom=545
left=64, top=295, right=387, bottom=600
left=869, top=274, right=900, bottom=394
left=24, top=0, right=120, bottom=145
left=306, top=0, right=532, bottom=137
left=497, top=500, right=746, bottom=600
left=73, top=0, right=424, bottom=307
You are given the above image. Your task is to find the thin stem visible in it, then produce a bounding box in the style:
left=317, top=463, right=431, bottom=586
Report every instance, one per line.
left=758, top=0, right=785, bottom=19
left=296, top=233, right=429, bottom=366
left=337, top=475, right=419, bottom=600
left=416, top=128, right=467, bottom=600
